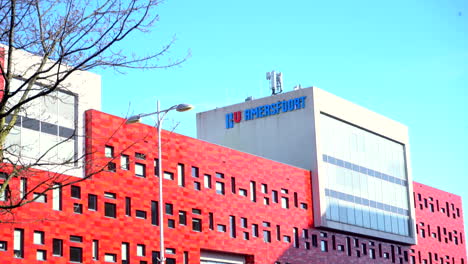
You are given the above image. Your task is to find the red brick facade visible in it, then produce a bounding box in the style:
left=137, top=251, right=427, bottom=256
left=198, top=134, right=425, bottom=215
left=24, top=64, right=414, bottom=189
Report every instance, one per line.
left=0, top=110, right=466, bottom=264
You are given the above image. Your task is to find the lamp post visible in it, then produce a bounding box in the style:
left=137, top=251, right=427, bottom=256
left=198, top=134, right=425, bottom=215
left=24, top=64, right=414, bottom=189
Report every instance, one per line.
left=126, top=100, right=193, bottom=264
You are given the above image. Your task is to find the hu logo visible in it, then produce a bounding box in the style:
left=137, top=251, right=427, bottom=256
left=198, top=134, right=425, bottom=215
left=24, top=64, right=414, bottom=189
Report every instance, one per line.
left=225, top=111, right=242, bottom=129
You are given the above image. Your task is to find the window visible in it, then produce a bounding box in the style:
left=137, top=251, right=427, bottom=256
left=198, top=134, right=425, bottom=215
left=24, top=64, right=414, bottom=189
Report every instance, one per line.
left=263, top=230, right=271, bottom=243
left=261, top=184, right=268, bottom=193
left=164, top=171, right=174, bottom=180
left=192, top=218, right=202, bottom=232
left=250, top=181, right=256, bottom=202
left=88, top=194, right=98, bottom=211
left=136, top=210, right=147, bottom=219
left=0, top=185, right=9, bottom=201
left=135, top=163, right=146, bottom=178
left=70, top=235, right=83, bottom=243
left=154, top=159, right=160, bottom=176
left=105, top=146, right=114, bottom=158
left=281, top=197, right=289, bottom=209
left=70, top=247, right=83, bottom=263
left=192, top=208, right=201, bottom=214
left=217, top=224, right=227, bottom=232
left=209, top=212, right=214, bottom=230
left=105, top=203, right=117, bottom=218
left=20, top=178, right=27, bottom=199
left=122, top=242, right=129, bottom=264
left=194, top=181, right=201, bottom=190
left=243, top=232, right=250, bottom=240
left=272, top=190, right=278, bottom=203
left=263, top=197, right=269, bottom=205
left=191, top=166, right=199, bottom=178
left=179, top=211, right=187, bottom=225
left=104, top=192, right=116, bottom=199
left=36, top=249, right=47, bottom=261
left=73, top=203, right=83, bottom=214
left=229, top=215, right=236, bottom=238
left=0, top=241, right=7, bottom=251
left=216, top=172, right=224, bottom=178
left=252, top=224, right=259, bottom=237
left=52, top=183, right=62, bottom=211
left=34, top=231, right=45, bottom=245
left=107, top=162, right=116, bottom=172
left=104, top=253, right=117, bottom=262
left=92, top=240, right=99, bottom=260
left=369, top=248, right=376, bottom=259
left=300, top=203, right=308, bottom=209
left=151, top=201, right=158, bottom=226
left=137, top=244, right=146, bottom=257
left=239, top=189, right=247, bottom=196
left=204, top=174, right=212, bottom=188
left=216, top=181, right=225, bottom=195
left=14, top=229, right=24, bottom=258
left=121, top=155, right=129, bottom=170
left=135, top=152, right=146, bottom=160
left=321, top=240, right=328, bottom=252
left=166, top=203, right=173, bottom=215
left=281, top=188, right=288, bottom=194
left=283, top=236, right=291, bottom=243
left=33, top=193, right=46, bottom=203
left=231, top=177, right=236, bottom=194
left=241, top=217, right=247, bottom=228
left=125, top=197, right=131, bottom=216
left=53, top=239, right=63, bottom=256
left=177, top=164, right=185, bottom=187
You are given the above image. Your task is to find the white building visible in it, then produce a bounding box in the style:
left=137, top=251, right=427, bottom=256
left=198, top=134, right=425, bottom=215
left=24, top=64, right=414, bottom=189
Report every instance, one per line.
left=1, top=45, right=101, bottom=178
left=197, top=86, right=417, bottom=245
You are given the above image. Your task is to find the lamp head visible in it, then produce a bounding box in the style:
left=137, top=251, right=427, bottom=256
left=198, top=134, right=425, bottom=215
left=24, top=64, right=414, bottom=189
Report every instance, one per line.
left=126, top=115, right=141, bottom=124
left=175, top=104, right=194, bottom=112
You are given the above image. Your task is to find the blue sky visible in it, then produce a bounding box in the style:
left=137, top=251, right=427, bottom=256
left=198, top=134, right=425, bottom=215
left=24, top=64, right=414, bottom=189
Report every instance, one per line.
left=97, top=0, right=468, bottom=237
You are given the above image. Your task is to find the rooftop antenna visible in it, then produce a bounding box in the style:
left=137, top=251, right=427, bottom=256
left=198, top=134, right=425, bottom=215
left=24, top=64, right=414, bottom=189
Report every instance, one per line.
left=266, top=71, right=283, bottom=95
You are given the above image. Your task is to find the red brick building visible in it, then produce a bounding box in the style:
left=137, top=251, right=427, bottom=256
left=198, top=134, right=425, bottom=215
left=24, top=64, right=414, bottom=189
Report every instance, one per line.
left=0, top=110, right=465, bottom=263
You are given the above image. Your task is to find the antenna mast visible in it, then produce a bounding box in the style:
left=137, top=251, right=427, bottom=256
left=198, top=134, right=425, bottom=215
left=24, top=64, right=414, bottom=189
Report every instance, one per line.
left=266, top=71, right=283, bottom=95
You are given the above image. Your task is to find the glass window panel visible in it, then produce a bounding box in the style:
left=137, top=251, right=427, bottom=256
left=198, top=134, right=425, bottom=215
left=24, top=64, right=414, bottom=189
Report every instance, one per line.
left=58, top=91, right=75, bottom=128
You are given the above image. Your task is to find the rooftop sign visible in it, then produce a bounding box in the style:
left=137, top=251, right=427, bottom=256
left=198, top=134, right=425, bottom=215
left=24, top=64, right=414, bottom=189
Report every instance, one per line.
left=225, top=96, right=306, bottom=129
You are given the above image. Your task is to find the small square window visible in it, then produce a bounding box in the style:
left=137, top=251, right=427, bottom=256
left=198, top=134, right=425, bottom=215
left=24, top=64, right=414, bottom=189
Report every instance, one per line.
left=137, top=244, right=146, bottom=257
left=192, top=208, right=201, bottom=214
left=164, top=171, right=174, bottom=180
left=191, top=167, right=199, bottom=178
left=70, top=247, right=83, bottom=263
left=33, top=193, right=46, bottom=203
left=300, top=203, right=308, bottom=209
left=135, top=152, right=146, bottom=160
left=281, top=188, right=288, bottom=194
left=216, top=182, right=225, bottom=195
left=165, top=203, right=173, bottom=215
left=215, top=172, right=224, bottom=179
left=194, top=181, right=201, bottom=190
left=105, top=203, right=117, bottom=218
left=168, top=219, right=175, bottom=228
left=73, top=203, right=83, bottom=214
left=261, top=184, right=268, bottom=193
left=107, top=162, right=116, bottom=172
left=217, top=224, right=226, bottom=232
left=192, top=218, right=202, bottom=232
left=0, top=241, right=7, bottom=251
left=263, top=197, right=269, bottom=205
left=34, top=231, right=45, bottom=245
left=105, top=146, right=114, bottom=158
left=135, top=163, right=146, bottom=178
left=136, top=210, right=147, bottom=219
left=71, top=186, right=81, bottom=199
left=239, top=189, right=247, bottom=196
left=281, top=197, right=289, bottom=209
left=104, top=253, right=117, bottom=262
left=36, top=249, right=47, bottom=261
left=165, top=248, right=176, bottom=254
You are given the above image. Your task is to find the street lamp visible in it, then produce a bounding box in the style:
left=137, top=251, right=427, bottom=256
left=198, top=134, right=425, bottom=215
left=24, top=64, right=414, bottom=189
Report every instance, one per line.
left=126, top=100, right=193, bottom=264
